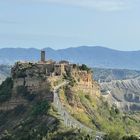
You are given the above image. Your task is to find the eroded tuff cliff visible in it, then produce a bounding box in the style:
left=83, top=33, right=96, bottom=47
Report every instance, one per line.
left=100, top=76, right=140, bottom=111
left=0, top=62, right=102, bottom=140
left=1, top=61, right=140, bottom=139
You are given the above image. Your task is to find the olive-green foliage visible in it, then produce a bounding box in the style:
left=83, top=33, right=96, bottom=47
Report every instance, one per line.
left=48, top=129, right=94, bottom=140
left=0, top=77, right=13, bottom=102
left=79, top=64, right=91, bottom=72
left=85, top=95, right=91, bottom=101
left=122, top=135, right=139, bottom=140
left=110, top=105, right=120, bottom=117
left=104, top=133, right=139, bottom=140
left=0, top=106, right=94, bottom=140
left=104, top=131, right=122, bottom=140
left=31, top=100, right=50, bottom=116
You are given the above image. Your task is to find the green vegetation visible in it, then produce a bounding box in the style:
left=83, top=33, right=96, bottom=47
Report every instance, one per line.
left=31, top=100, right=50, bottom=116
left=122, top=135, right=139, bottom=140
left=14, top=105, right=27, bottom=115
left=17, top=86, right=36, bottom=101
left=109, top=105, right=120, bottom=117
left=1, top=65, right=140, bottom=139
left=104, top=133, right=139, bottom=140
left=0, top=102, right=95, bottom=140
left=59, top=85, right=140, bottom=137
left=0, top=77, right=13, bottom=102
left=79, top=64, right=91, bottom=72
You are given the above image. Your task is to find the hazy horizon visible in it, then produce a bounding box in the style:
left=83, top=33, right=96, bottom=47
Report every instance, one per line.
left=0, top=46, right=140, bottom=52
left=0, top=0, right=140, bottom=51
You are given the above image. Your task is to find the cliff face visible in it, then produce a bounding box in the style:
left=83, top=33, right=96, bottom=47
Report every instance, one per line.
left=1, top=63, right=140, bottom=138
left=0, top=61, right=103, bottom=139
left=0, top=61, right=97, bottom=112
left=58, top=75, right=140, bottom=135
left=100, top=76, right=140, bottom=111
left=71, top=69, right=100, bottom=97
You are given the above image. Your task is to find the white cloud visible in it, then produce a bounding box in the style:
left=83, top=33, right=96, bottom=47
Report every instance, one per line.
left=46, top=0, right=123, bottom=11
left=45, top=0, right=134, bottom=11
left=4, top=0, right=137, bottom=11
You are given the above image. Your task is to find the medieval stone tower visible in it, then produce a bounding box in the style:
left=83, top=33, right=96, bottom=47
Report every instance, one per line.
left=41, top=50, right=45, bottom=62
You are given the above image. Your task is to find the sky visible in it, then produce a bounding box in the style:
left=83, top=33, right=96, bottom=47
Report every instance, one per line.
left=0, top=0, right=140, bottom=51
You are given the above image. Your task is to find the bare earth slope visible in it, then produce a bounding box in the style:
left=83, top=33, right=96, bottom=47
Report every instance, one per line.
left=100, top=76, right=140, bottom=111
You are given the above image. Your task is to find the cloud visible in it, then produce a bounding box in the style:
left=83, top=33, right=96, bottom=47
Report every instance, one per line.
left=45, top=0, right=134, bottom=11
left=2, top=0, right=137, bottom=11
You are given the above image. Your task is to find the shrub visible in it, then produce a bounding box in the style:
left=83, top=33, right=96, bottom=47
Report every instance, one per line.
left=79, top=64, right=91, bottom=72
left=104, top=131, right=122, bottom=140
left=122, top=135, right=139, bottom=140
left=14, top=105, right=26, bottom=115
left=31, top=100, right=50, bottom=116
left=110, top=105, right=120, bottom=117
left=0, top=77, right=13, bottom=102
left=85, top=95, right=90, bottom=101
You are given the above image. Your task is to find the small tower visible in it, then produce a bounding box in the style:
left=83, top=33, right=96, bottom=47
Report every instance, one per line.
left=41, top=50, right=45, bottom=62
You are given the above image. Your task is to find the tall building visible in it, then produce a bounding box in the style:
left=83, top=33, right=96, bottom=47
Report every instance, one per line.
left=41, top=50, right=45, bottom=62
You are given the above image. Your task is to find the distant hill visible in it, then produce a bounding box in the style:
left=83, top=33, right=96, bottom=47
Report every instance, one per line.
left=0, top=46, right=140, bottom=70
left=93, top=68, right=140, bottom=82
left=0, top=65, right=11, bottom=84
left=101, top=77, right=140, bottom=111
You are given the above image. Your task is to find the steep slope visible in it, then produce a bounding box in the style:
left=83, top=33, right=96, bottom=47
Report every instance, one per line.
left=0, top=72, right=140, bottom=139
left=0, top=46, right=140, bottom=69
left=0, top=62, right=101, bottom=140
left=0, top=79, right=94, bottom=140
left=100, top=77, right=140, bottom=111
left=93, top=68, right=140, bottom=82
left=57, top=80, right=140, bottom=136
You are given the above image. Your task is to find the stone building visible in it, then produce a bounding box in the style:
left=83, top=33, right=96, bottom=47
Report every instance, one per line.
left=11, top=50, right=96, bottom=96
left=41, top=50, right=45, bottom=62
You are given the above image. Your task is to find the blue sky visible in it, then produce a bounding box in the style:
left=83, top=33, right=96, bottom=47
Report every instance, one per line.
left=0, top=0, right=140, bottom=51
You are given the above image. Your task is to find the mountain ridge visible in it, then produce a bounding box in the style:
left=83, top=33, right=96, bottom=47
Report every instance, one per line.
left=0, top=46, right=140, bottom=70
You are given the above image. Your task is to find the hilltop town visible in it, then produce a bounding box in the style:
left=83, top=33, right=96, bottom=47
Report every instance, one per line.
left=0, top=50, right=103, bottom=139
left=1, top=51, right=140, bottom=140
left=11, top=51, right=100, bottom=101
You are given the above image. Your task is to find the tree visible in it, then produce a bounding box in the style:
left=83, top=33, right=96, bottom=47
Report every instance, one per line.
left=122, top=135, right=139, bottom=140
left=0, top=77, right=13, bottom=102
left=79, top=64, right=90, bottom=72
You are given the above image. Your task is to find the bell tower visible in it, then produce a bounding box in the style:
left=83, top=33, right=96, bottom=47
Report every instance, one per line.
left=41, top=50, right=45, bottom=62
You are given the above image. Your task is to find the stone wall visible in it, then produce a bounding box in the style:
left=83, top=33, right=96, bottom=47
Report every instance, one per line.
left=11, top=60, right=99, bottom=102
